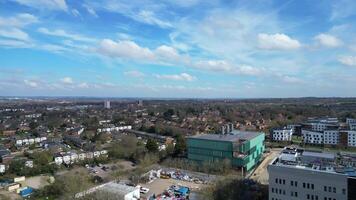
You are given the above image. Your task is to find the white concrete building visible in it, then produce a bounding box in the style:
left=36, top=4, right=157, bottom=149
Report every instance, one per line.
left=268, top=148, right=355, bottom=200
left=0, top=164, right=5, bottom=173
left=346, top=118, right=356, bottom=124
left=324, top=130, right=339, bottom=145
left=98, top=182, right=140, bottom=200
left=302, top=130, right=324, bottom=144
left=97, top=126, right=132, bottom=133
left=348, top=131, right=356, bottom=147
left=272, top=128, right=293, bottom=141
left=104, top=100, right=111, bottom=109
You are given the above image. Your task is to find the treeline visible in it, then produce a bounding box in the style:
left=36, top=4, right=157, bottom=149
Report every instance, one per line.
left=201, top=178, right=268, bottom=200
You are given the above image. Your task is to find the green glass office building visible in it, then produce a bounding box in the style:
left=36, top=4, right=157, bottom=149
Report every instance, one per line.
left=187, top=130, right=265, bottom=171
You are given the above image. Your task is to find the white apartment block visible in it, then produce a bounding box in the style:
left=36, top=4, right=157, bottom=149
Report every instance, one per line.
left=272, top=128, right=293, bottom=141
left=349, top=123, right=356, bottom=131
left=302, top=130, right=324, bottom=144
left=310, top=122, right=329, bottom=132
left=348, top=131, right=356, bottom=147
left=346, top=118, right=356, bottom=124
left=323, top=130, right=339, bottom=145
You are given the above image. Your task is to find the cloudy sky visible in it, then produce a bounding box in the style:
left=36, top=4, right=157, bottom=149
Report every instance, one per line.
left=1, top=0, right=356, bottom=98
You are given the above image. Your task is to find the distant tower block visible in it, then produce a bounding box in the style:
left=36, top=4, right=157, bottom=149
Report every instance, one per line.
left=104, top=100, right=111, bottom=109
left=138, top=100, right=143, bottom=106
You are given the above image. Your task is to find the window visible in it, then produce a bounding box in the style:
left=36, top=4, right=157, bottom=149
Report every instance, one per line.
left=283, top=179, right=285, bottom=185
left=291, top=181, right=293, bottom=186
left=311, top=184, right=314, bottom=190
left=272, top=188, right=274, bottom=193
left=333, top=187, right=336, bottom=193
left=328, top=186, right=331, bottom=192
left=324, top=186, right=327, bottom=191
left=275, top=178, right=278, bottom=184
left=307, top=194, right=310, bottom=199
left=303, top=183, right=306, bottom=188
left=342, top=188, right=346, bottom=195
left=295, top=181, right=298, bottom=187
left=307, top=183, right=310, bottom=189
left=295, top=192, right=298, bottom=197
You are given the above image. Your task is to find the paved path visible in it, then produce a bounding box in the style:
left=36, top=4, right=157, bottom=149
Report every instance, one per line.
left=251, top=148, right=282, bottom=185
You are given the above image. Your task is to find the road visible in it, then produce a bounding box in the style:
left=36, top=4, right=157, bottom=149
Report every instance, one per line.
left=250, top=148, right=282, bottom=185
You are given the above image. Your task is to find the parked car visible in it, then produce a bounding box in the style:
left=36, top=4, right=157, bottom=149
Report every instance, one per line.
left=140, top=187, right=150, bottom=194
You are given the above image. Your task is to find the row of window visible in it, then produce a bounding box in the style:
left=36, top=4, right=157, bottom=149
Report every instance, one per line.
left=275, top=178, right=285, bottom=185
left=306, top=194, right=318, bottom=200
left=303, top=182, right=315, bottom=190
left=323, top=186, right=346, bottom=195
left=274, top=179, right=346, bottom=195
left=271, top=188, right=285, bottom=195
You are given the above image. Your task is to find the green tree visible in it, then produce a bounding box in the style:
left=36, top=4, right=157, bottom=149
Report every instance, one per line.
left=174, top=134, right=186, bottom=155
left=29, top=121, right=38, bottom=130
left=202, top=178, right=268, bottom=200
left=146, top=138, right=158, bottom=152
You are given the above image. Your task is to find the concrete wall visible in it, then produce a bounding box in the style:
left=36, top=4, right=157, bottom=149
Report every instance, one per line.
left=268, top=164, right=348, bottom=200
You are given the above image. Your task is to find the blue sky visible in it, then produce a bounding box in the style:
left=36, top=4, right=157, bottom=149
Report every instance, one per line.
left=1, top=0, right=356, bottom=98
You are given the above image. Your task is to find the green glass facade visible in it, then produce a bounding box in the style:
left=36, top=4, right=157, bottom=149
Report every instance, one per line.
left=187, top=133, right=265, bottom=171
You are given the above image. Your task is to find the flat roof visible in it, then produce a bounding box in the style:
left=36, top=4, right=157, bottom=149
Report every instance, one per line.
left=302, top=151, right=335, bottom=159
left=189, top=130, right=263, bottom=142
left=99, top=182, right=138, bottom=196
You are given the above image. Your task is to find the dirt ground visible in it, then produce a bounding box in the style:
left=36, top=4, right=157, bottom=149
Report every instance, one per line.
left=140, top=178, right=206, bottom=198
left=23, top=175, right=53, bottom=189
left=250, top=148, right=282, bottom=185
left=0, top=190, right=21, bottom=200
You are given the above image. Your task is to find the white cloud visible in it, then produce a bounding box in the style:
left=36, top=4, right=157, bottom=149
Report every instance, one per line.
left=156, top=73, right=196, bottom=81
left=11, top=0, right=68, bottom=11
left=77, top=82, right=89, bottom=88
left=96, top=39, right=155, bottom=60
left=258, top=33, right=301, bottom=50
left=60, top=77, right=73, bottom=84
left=0, top=39, right=31, bottom=48
left=237, top=65, right=263, bottom=76
left=330, top=0, right=356, bottom=20
left=24, top=80, right=38, bottom=88
left=124, top=70, right=145, bottom=78
left=281, top=76, right=304, bottom=84
left=40, top=44, right=69, bottom=53
left=339, top=56, right=356, bottom=66
left=314, top=34, right=343, bottom=48
left=71, top=9, right=81, bottom=17
left=38, top=28, right=96, bottom=42
left=194, top=60, right=262, bottom=76
left=96, top=1, right=171, bottom=28
left=0, top=13, right=37, bottom=47
left=155, top=45, right=182, bottom=62
left=134, top=10, right=172, bottom=28
left=0, top=28, right=30, bottom=41
left=83, top=4, right=98, bottom=17
left=0, top=13, right=38, bottom=28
